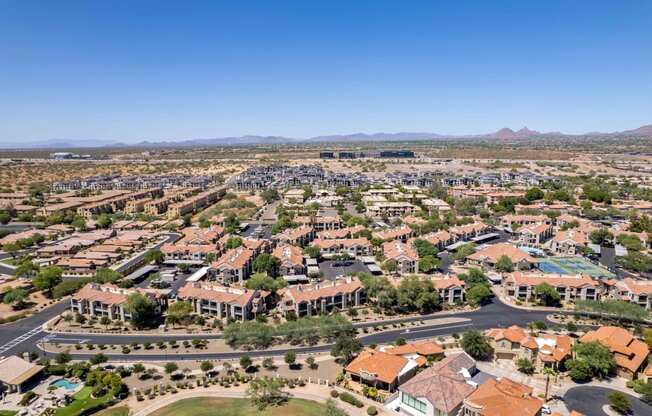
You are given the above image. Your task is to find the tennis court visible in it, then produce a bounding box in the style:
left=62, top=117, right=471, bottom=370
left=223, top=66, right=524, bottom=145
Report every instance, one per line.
left=537, top=257, right=614, bottom=278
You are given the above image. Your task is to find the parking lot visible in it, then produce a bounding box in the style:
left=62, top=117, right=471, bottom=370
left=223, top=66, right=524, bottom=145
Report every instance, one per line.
left=318, top=259, right=370, bottom=280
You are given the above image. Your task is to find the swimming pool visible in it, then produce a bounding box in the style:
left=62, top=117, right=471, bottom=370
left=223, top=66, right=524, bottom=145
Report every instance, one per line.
left=50, top=378, right=80, bottom=390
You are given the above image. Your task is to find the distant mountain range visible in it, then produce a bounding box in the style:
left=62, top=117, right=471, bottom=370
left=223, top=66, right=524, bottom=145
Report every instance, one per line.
left=3, top=124, right=652, bottom=149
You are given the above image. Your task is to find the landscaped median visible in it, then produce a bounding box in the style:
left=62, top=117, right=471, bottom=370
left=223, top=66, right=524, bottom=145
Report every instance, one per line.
left=38, top=316, right=472, bottom=358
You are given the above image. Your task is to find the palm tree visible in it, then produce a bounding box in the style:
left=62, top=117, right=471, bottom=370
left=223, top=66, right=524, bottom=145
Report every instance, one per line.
left=542, top=367, right=557, bottom=401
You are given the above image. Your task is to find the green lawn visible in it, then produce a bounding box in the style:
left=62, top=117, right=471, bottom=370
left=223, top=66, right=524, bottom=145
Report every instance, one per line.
left=0, top=410, right=18, bottom=416
left=149, top=397, right=328, bottom=416
left=96, top=406, right=129, bottom=416
left=54, top=386, right=112, bottom=416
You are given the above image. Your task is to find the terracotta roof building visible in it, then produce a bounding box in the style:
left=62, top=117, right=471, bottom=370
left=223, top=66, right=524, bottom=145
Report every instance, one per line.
left=462, top=377, right=543, bottom=416
left=485, top=325, right=572, bottom=370
left=397, top=352, right=478, bottom=416
left=71, top=283, right=166, bottom=321
left=579, top=326, right=650, bottom=379
left=272, top=244, right=305, bottom=276
left=503, top=272, right=600, bottom=304
left=177, top=282, right=269, bottom=321
left=345, top=348, right=423, bottom=392
left=209, top=247, right=255, bottom=284
left=466, top=243, right=535, bottom=270
left=383, top=241, right=419, bottom=274
left=278, top=277, right=365, bottom=317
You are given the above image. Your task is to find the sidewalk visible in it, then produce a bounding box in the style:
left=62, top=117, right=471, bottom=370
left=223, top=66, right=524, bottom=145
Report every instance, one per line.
left=128, top=383, right=387, bottom=416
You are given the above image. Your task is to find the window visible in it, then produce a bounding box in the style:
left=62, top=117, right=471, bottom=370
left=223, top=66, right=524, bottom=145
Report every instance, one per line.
left=401, top=392, right=427, bottom=413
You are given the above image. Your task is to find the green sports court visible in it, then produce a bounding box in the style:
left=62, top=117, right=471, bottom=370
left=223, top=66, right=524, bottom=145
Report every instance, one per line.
left=537, top=257, right=615, bottom=279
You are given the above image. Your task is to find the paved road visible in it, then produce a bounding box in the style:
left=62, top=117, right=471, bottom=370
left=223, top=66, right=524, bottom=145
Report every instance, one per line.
left=564, top=386, right=652, bottom=415
left=31, top=297, right=551, bottom=361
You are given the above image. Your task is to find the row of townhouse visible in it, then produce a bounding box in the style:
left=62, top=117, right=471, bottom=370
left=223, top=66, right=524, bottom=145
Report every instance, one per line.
left=277, top=276, right=366, bottom=317
left=76, top=189, right=163, bottom=218
left=144, top=188, right=199, bottom=215
left=316, top=225, right=365, bottom=239
left=51, top=174, right=216, bottom=192
left=166, top=187, right=225, bottom=219
left=294, top=214, right=343, bottom=231
left=383, top=241, right=419, bottom=274
left=372, top=225, right=414, bottom=242
left=177, top=282, right=270, bottom=321
left=503, top=271, right=652, bottom=311
left=366, top=201, right=417, bottom=217
left=274, top=225, right=315, bottom=246
left=70, top=283, right=167, bottom=321
left=503, top=272, right=600, bottom=303
left=312, top=238, right=373, bottom=258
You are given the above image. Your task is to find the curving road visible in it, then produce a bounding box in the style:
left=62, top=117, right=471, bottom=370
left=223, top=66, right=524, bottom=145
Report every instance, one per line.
left=19, top=297, right=556, bottom=361
left=564, top=386, right=652, bottom=415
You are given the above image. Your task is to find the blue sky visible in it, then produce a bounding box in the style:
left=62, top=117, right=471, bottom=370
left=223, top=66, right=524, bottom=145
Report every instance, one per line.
left=1, top=0, right=651, bottom=143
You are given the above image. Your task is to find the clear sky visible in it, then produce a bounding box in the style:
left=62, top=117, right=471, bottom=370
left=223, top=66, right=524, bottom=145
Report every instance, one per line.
left=1, top=0, right=651, bottom=144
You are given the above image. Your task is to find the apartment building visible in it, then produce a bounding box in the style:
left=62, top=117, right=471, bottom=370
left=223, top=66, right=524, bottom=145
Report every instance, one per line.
left=271, top=244, right=305, bottom=276
left=208, top=247, right=255, bottom=284
left=345, top=348, right=423, bottom=392
left=549, top=229, right=590, bottom=255
left=609, top=278, right=652, bottom=310
left=70, top=283, right=166, bottom=321
left=273, top=226, right=315, bottom=246
left=411, top=230, right=454, bottom=250
left=431, top=276, right=466, bottom=305
left=166, top=187, right=224, bottom=219
left=422, top=198, right=451, bottom=215
left=366, top=201, right=416, bottom=217
left=177, top=282, right=268, bottom=321
left=316, top=225, right=365, bottom=240
left=500, top=214, right=550, bottom=230
left=383, top=241, right=419, bottom=274
left=503, top=271, right=600, bottom=304
left=517, top=224, right=553, bottom=247
left=372, top=225, right=414, bottom=242
left=278, top=277, right=366, bottom=317
left=311, top=238, right=373, bottom=258
left=466, top=243, right=535, bottom=270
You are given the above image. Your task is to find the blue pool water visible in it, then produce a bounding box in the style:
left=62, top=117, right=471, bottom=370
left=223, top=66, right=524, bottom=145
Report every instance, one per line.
left=50, top=378, right=79, bottom=390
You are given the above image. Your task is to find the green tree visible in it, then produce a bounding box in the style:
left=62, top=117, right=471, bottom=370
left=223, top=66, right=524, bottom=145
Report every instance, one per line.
left=93, top=268, right=122, bottom=283
left=200, top=361, right=214, bottom=373
left=304, top=245, right=320, bottom=259
left=331, top=334, right=362, bottom=364
left=3, top=288, right=28, bottom=309
left=124, top=293, right=158, bottom=328
left=261, top=189, right=280, bottom=203
left=14, top=260, right=39, bottom=278
left=452, top=243, right=476, bottom=261
left=525, top=187, right=545, bottom=201
left=418, top=255, right=441, bottom=273
left=495, top=255, right=514, bottom=272
left=253, top=253, right=280, bottom=275
left=244, top=273, right=287, bottom=292
left=0, top=211, right=11, bottom=225
left=240, top=355, right=253, bottom=370
left=33, top=266, right=63, bottom=295
left=225, top=236, right=243, bottom=249
left=590, top=229, right=614, bottom=246
left=461, top=330, right=492, bottom=360
left=616, top=234, right=644, bottom=252
left=466, top=284, right=492, bottom=306
left=71, top=215, right=87, bottom=231
left=164, top=362, right=178, bottom=374
left=182, top=214, right=192, bottom=227
left=516, top=357, right=535, bottom=374
left=246, top=377, right=288, bottom=410
left=413, top=239, right=439, bottom=257
left=166, top=301, right=193, bottom=327
left=2, top=242, right=21, bottom=258
left=458, top=268, right=488, bottom=289
left=397, top=276, right=440, bottom=313
left=534, top=282, right=561, bottom=306
left=144, top=249, right=165, bottom=265
left=608, top=391, right=631, bottom=414
left=96, top=214, right=112, bottom=229
left=567, top=341, right=616, bottom=381
left=284, top=351, right=296, bottom=367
